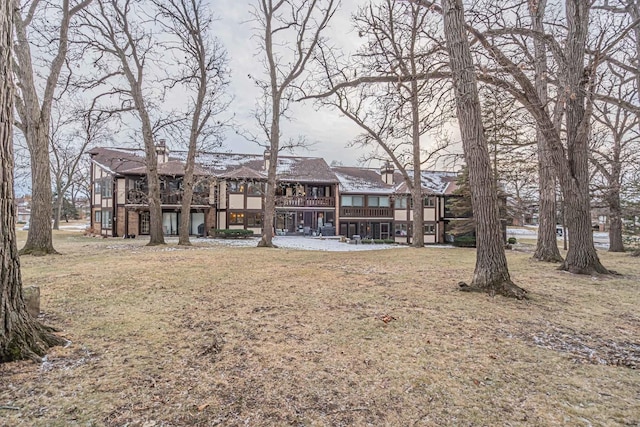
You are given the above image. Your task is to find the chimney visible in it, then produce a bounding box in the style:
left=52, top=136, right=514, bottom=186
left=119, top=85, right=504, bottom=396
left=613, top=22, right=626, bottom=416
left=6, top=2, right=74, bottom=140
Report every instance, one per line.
left=381, top=160, right=394, bottom=185
left=156, top=139, right=169, bottom=164
left=264, top=149, right=271, bottom=171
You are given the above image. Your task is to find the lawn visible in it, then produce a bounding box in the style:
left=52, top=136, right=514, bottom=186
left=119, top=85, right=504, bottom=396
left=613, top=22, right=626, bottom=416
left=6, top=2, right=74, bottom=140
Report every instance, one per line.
left=1, top=229, right=639, bottom=426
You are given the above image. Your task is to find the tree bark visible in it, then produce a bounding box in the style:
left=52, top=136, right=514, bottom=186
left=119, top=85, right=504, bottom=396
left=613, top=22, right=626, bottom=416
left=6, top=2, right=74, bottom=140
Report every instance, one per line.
left=529, top=0, right=563, bottom=263
left=557, top=0, right=607, bottom=274
left=1, top=0, right=65, bottom=362
left=12, top=1, right=91, bottom=255
left=442, top=0, right=526, bottom=299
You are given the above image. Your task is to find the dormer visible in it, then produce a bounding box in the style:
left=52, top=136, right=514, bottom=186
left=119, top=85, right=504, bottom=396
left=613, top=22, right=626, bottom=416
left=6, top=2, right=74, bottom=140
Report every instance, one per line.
left=381, top=160, right=394, bottom=185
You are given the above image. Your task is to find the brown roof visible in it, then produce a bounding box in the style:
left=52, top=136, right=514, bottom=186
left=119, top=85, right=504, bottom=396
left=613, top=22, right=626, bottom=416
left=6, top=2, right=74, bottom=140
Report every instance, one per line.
left=89, top=147, right=146, bottom=174
left=126, top=160, right=209, bottom=176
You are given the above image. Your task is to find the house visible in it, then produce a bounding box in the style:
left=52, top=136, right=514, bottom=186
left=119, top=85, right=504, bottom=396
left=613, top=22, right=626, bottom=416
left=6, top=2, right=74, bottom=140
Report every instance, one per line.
left=88, top=142, right=461, bottom=244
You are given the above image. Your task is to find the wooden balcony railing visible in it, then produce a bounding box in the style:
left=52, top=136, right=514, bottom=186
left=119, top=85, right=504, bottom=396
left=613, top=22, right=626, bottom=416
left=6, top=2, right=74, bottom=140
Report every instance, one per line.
left=340, top=207, right=392, bottom=218
left=275, top=196, right=335, bottom=207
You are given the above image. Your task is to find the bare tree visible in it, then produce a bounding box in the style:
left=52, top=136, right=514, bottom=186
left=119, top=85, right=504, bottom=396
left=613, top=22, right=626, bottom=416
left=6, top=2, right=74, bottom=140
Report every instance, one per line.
left=590, top=72, right=640, bottom=251
left=442, top=0, right=526, bottom=298
left=50, top=100, right=107, bottom=229
left=77, top=0, right=166, bottom=245
left=524, top=0, right=564, bottom=262
left=250, top=0, right=337, bottom=248
left=312, top=0, right=451, bottom=247
left=1, top=0, right=65, bottom=363
left=153, top=0, right=230, bottom=246
left=13, top=0, right=92, bottom=255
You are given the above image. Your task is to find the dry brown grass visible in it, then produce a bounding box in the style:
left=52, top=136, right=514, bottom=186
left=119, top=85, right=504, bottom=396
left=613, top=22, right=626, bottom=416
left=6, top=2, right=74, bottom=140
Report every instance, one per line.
left=1, top=228, right=639, bottom=426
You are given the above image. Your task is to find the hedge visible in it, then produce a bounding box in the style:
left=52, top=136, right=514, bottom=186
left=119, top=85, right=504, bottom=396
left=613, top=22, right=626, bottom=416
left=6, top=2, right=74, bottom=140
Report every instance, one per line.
left=211, top=228, right=253, bottom=238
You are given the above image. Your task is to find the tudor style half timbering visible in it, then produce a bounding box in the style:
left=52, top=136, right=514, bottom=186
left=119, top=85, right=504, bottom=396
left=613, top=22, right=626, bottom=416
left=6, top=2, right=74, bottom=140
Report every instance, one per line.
left=89, top=147, right=213, bottom=237
left=89, top=143, right=463, bottom=244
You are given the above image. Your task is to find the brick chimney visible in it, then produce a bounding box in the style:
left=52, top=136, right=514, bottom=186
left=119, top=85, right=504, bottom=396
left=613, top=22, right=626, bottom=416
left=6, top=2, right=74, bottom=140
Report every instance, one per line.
left=156, top=139, right=169, bottom=164
left=264, top=149, right=271, bottom=171
left=381, top=160, right=394, bottom=185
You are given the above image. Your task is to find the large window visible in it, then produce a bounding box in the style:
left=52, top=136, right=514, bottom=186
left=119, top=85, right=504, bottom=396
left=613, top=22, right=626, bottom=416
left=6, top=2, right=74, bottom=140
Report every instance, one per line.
left=395, top=223, right=408, bottom=236
left=247, top=212, right=262, bottom=227
left=395, top=196, right=408, bottom=209
left=101, top=180, right=113, bottom=198
left=424, top=197, right=435, bottom=207
left=229, top=212, right=245, bottom=225
left=423, top=224, right=435, bottom=234
left=228, top=181, right=245, bottom=193
left=247, top=182, right=263, bottom=196
left=101, top=210, right=112, bottom=229
left=95, top=211, right=101, bottom=223
left=341, top=195, right=364, bottom=207
left=368, top=196, right=390, bottom=207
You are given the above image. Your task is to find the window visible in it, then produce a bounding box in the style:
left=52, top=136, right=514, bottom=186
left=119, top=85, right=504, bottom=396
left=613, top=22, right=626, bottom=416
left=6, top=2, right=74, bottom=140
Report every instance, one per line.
left=229, top=212, right=245, bottom=225
left=395, top=196, right=408, bottom=209
left=101, top=210, right=112, bottom=229
left=94, top=181, right=101, bottom=195
left=140, top=211, right=150, bottom=234
left=101, top=180, right=112, bottom=198
left=95, top=211, right=101, bottom=223
left=247, top=182, right=263, bottom=196
left=424, top=224, right=436, bottom=234
left=247, top=212, right=262, bottom=227
left=424, top=197, right=435, bottom=207
left=395, top=223, right=408, bottom=236
left=228, top=181, right=244, bottom=193
left=368, top=196, right=390, bottom=207
left=341, top=195, right=364, bottom=207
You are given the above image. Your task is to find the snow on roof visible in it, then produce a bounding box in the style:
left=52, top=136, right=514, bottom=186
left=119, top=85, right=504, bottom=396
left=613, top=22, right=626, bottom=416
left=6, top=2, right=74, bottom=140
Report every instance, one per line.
left=332, top=167, right=395, bottom=194
left=394, top=170, right=459, bottom=195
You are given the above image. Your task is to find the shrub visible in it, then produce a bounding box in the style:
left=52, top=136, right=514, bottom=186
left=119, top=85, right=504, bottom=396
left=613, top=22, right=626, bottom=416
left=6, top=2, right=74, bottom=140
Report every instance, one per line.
left=452, top=235, right=476, bottom=247
left=507, top=237, right=517, bottom=244
left=211, top=228, right=253, bottom=238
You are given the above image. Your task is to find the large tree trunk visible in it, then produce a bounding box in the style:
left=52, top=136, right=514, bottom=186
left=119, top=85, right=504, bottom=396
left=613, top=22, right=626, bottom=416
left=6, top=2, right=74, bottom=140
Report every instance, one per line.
left=410, top=68, right=425, bottom=247
left=1, top=2, right=65, bottom=362
left=20, top=123, right=56, bottom=255
left=135, top=94, right=164, bottom=246
left=442, top=0, right=526, bottom=299
left=529, top=0, right=563, bottom=263
left=257, top=9, right=280, bottom=249
left=558, top=0, right=608, bottom=274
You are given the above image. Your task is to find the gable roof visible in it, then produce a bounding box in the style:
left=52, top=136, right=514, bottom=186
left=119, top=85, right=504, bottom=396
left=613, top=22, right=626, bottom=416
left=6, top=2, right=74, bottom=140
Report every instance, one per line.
left=88, top=147, right=146, bottom=175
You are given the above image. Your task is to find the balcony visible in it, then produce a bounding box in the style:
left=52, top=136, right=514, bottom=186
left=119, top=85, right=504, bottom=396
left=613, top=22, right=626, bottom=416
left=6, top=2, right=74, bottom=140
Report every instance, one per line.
left=275, top=196, right=335, bottom=208
left=340, top=206, right=392, bottom=218
left=127, top=189, right=210, bottom=206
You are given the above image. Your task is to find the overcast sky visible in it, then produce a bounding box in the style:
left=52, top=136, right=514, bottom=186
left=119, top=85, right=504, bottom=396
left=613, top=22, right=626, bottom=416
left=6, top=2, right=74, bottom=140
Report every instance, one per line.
left=212, top=0, right=370, bottom=166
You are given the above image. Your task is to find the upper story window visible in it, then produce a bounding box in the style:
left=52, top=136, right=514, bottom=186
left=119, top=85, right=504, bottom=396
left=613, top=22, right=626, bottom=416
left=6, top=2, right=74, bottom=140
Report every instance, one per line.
left=341, top=195, right=364, bottom=207
left=101, top=180, right=112, bottom=198
left=94, top=181, right=101, bottom=195
left=368, top=196, right=390, bottom=207
left=424, top=197, right=435, bottom=208
left=228, top=181, right=245, bottom=193
left=395, top=196, right=408, bottom=209
left=247, top=182, right=263, bottom=196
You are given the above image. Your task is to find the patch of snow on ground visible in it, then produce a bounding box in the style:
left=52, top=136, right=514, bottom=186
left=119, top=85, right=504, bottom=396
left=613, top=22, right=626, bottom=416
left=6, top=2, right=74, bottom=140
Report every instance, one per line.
left=168, top=236, right=407, bottom=252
